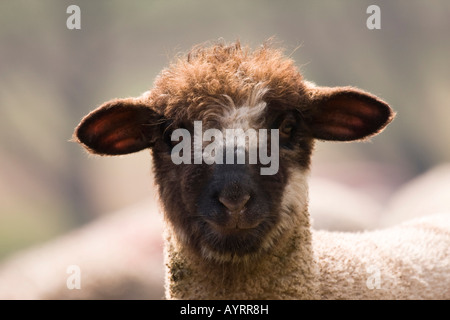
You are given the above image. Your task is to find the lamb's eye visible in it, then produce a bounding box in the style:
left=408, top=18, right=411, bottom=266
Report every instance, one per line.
left=165, top=130, right=178, bottom=148
left=163, top=121, right=179, bottom=148
left=164, top=121, right=192, bottom=149
left=279, top=118, right=296, bottom=139
left=163, top=129, right=175, bottom=148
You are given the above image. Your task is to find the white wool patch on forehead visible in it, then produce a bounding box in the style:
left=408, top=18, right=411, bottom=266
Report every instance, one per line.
left=210, top=85, right=269, bottom=162
left=222, top=102, right=267, bottom=130
left=191, top=84, right=274, bottom=171
left=221, top=84, right=269, bottom=130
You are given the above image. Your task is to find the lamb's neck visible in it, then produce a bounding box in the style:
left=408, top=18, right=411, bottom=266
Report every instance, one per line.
left=164, top=212, right=318, bottom=300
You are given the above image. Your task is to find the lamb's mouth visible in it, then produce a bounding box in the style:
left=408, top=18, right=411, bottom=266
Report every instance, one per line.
left=205, top=209, right=264, bottom=235
left=207, top=221, right=259, bottom=235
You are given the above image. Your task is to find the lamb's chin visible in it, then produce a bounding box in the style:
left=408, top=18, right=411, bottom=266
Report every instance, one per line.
left=196, top=222, right=275, bottom=263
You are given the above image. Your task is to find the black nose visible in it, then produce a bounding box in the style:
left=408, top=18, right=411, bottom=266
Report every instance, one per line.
left=219, top=193, right=250, bottom=213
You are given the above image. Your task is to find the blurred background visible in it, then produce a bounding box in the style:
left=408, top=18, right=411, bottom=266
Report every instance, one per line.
left=0, top=0, right=449, bottom=298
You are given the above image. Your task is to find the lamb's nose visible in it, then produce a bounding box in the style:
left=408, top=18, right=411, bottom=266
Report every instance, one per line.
left=219, top=194, right=250, bottom=213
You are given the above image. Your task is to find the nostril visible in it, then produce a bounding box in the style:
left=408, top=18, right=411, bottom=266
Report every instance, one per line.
left=219, top=194, right=250, bottom=213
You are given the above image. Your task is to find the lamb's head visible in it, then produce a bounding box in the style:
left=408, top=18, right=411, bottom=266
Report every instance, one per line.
left=74, top=41, right=394, bottom=263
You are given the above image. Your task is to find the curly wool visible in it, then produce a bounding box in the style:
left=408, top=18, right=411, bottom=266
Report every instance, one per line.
left=145, top=41, right=308, bottom=124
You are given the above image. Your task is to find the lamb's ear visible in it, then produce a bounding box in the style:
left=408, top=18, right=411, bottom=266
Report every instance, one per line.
left=306, top=85, right=395, bottom=141
left=74, top=98, right=162, bottom=155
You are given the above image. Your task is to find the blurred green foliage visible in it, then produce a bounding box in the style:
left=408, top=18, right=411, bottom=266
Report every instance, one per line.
left=1, top=0, right=449, bottom=259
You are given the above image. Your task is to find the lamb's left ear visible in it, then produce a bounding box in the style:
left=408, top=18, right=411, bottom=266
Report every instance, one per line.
left=306, top=85, right=395, bottom=141
left=74, top=97, right=162, bottom=155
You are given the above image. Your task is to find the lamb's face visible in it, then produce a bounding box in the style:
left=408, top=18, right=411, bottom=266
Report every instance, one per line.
left=149, top=85, right=315, bottom=261
left=74, top=41, right=394, bottom=263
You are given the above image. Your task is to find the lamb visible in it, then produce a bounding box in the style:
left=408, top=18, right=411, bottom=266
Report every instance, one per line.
left=74, top=40, right=450, bottom=299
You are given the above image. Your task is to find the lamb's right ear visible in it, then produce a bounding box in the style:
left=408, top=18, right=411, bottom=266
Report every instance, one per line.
left=74, top=98, right=162, bottom=155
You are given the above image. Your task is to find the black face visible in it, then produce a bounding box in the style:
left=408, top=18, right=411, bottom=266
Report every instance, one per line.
left=151, top=108, right=313, bottom=261
left=196, top=163, right=286, bottom=257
